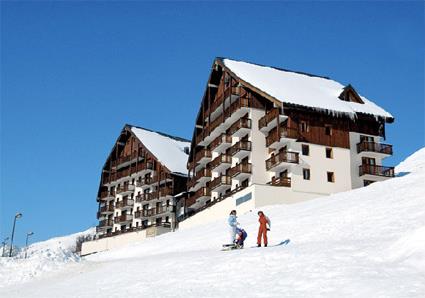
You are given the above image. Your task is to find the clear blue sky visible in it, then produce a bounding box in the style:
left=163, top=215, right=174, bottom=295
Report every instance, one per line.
left=1, top=1, right=424, bottom=246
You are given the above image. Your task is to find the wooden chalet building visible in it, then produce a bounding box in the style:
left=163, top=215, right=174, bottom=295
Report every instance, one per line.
left=183, top=58, right=394, bottom=220
left=96, top=124, right=190, bottom=238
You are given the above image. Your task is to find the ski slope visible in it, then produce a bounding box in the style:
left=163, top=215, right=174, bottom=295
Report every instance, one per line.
left=1, top=149, right=424, bottom=297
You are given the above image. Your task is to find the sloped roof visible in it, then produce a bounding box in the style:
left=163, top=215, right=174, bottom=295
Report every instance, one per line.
left=220, top=58, right=393, bottom=121
left=130, top=126, right=190, bottom=175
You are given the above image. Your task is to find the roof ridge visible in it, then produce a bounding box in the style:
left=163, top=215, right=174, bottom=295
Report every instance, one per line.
left=217, top=57, right=331, bottom=80
left=126, top=124, right=191, bottom=143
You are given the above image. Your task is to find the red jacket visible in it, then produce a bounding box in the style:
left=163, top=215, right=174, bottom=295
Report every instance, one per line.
left=258, top=214, right=269, bottom=228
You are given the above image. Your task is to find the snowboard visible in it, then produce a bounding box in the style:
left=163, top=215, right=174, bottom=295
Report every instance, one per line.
left=222, top=239, right=290, bottom=251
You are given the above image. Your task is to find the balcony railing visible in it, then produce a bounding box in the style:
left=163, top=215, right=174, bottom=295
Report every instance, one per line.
left=158, top=186, right=173, bottom=198
left=223, top=97, right=250, bottom=119
left=115, top=198, right=134, bottom=209
left=228, top=117, right=251, bottom=135
left=359, top=164, right=395, bottom=177
left=210, top=175, right=232, bottom=190
left=210, top=154, right=232, bottom=170
left=111, top=151, right=144, bottom=168
left=135, top=193, right=155, bottom=202
left=228, top=163, right=252, bottom=178
left=100, top=190, right=115, bottom=200
left=114, top=214, right=133, bottom=224
left=195, top=149, right=212, bottom=164
left=357, top=141, right=393, bottom=155
left=195, top=168, right=212, bottom=181
left=116, top=184, right=135, bottom=194
left=100, top=204, right=114, bottom=213
left=210, top=134, right=232, bottom=151
left=258, top=108, right=280, bottom=130
left=266, top=151, right=299, bottom=171
left=266, top=126, right=299, bottom=147
left=268, top=176, right=291, bottom=187
left=98, top=219, right=113, bottom=228
left=189, top=187, right=211, bottom=202
left=228, top=140, right=252, bottom=156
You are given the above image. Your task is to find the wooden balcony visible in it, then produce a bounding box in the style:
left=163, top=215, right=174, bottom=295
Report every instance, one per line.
left=115, top=198, right=134, bottom=209
left=155, top=205, right=174, bottom=215
left=136, top=161, right=154, bottom=173
left=100, top=190, right=115, bottom=201
left=195, top=168, right=212, bottom=181
left=116, top=184, right=135, bottom=194
left=268, top=176, right=291, bottom=187
left=228, top=140, right=252, bottom=158
left=357, top=141, right=393, bottom=155
left=158, top=186, right=173, bottom=198
left=111, top=151, right=144, bottom=168
left=266, top=151, right=299, bottom=171
left=266, top=126, right=299, bottom=148
left=359, top=164, right=395, bottom=178
left=223, top=97, right=250, bottom=120
left=228, top=163, right=252, bottom=179
left=190, top=187, right=211, bottom=203
left=98, top=219, right=113, bottom=228
left=228, top=117, right=251, bottom=137
left=210, top=175, right=232, bottom=191
left=258, top=108, right=288, bottom=133
left=135, top=193, right=155, bottom=203
left=114, top=214, right=133, bottom=224
left=210, top=154, right=232, bottom=171
left=210, top=134, right=232, bottom=152
left=100, top=204, right=114, bottom=214
left=195, top=149, right=212, bottom=164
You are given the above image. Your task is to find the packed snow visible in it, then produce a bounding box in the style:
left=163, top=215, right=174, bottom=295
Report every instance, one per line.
left=1, top=149, right=424, bottom=297
left=131, top=126, right=190, bottom=174
left=222, top=58, right=393, bottom=119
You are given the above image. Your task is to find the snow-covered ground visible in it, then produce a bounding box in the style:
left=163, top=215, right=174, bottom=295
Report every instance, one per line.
left=1, top=149, right=424, bottom=297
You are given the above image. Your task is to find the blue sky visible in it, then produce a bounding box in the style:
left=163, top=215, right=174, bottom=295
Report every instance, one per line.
left=1, top=1, right=424, bottom=245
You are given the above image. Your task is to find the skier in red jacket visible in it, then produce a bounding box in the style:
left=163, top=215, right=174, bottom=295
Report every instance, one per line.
left=257, top=211, right=271, bottom=247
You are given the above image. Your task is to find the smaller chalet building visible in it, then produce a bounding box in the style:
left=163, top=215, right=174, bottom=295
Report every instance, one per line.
left=95, top=124, right=190, bottom=238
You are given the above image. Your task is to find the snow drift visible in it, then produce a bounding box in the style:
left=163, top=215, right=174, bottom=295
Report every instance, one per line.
left=0, top=148, right=424, bottom=297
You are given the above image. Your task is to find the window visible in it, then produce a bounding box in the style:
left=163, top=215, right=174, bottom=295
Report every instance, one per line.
left=360, top=135, right=374, bottom=143
left=300, top=121, right=309, bottom=133
left=362, top=157, right=376, bottom=165
left=165, top=216, right=170, bottom=223
left=325, top=125, right=332, bottom=136
left=327, top=172, right=335, bottom=183
left=303, top=168, right=310, bottom=180
left=326, top=148, right=333, bottom=159
left=302, top=144, right=309, bottom=156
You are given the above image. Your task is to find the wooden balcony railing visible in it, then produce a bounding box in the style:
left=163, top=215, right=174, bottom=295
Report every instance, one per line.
left=228, top=140, right=252, bottom=156
left=210, top=154, right=232, bottom=170
left=268, top=176, right=291, bottom=187
left=359, top=164, right=395, bottom=177
left=228, top=117, right=251, bottom=135
left=100, top=204, right=114, bottom=213
left=158, top=186, right=173, bottom=198
left=210, top=134, right=232, bottom=151
left=100, top=190, right=115, bottom=200
left=135, top=193, right=155, bottom=203
left=189, top=187, right=211, bottom=202
left=266, top=151, right=299, bottom=170
left=98, top=219, right=113, bottom=228
left=210, top=175, right=232, bottom=190
left=116, top=184, right=135, bottom=194
left=258, top=108, right=280, bottom=130
left=136, top=161, right=154, bottom=173
left=195, top=168, right=212, bottom=181
left=206, top=86, right=240, bottom=116
left=357, top=141, right=393, bottom=155
left=223, top=97, right=250, bottom=119
left=266, top=126, right=299, bottom=147
left=114, top=214, right=133, bottom=223
left=228, top=163, right=252, bottom=178
left=115, top=198, right=134, bottom=209
left=195, top=149, right=212, bottom=164
left=111, top=151, right=144, bottom=167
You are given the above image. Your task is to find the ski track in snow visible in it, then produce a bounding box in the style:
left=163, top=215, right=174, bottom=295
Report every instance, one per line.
left=1, top=149, right=424, bottom=297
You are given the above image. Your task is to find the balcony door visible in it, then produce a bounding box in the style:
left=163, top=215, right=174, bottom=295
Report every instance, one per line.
left=362, top=157, right=376, bottom=165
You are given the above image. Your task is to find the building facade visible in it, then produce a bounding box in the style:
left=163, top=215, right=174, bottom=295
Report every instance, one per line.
left=184, top=58, right=394, bottom=219
left=96, top=124, right=190, bottom=238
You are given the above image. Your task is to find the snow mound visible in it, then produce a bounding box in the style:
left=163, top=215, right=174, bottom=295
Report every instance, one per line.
left=0, top=228, right=95, bottom=288
left=387, top=226, right=425, bottom=270
left=396, top=147, right=425, bottom=174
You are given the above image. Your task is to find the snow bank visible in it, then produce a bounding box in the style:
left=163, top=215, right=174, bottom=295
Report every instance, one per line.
left=0, top=228, right=95, bottom=288
left=0, top=149, right=424, bottom=297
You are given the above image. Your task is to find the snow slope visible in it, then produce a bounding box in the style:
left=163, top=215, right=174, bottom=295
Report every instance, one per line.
left=1, top=149, right=424, bottom=297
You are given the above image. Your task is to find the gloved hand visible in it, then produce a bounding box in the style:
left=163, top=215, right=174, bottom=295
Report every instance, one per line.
left=267, top=228, right=270, bottom=231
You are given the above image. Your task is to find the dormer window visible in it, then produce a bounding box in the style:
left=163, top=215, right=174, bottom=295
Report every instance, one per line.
left=339, top=84, right=364, bottom=104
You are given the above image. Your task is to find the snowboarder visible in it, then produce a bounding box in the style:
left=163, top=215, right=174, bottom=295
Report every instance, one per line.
left=257, top=211, right=271, bottom=247
left=228, top=210, right=238, bottom=244
left=234, top=227, right=248, bottom=248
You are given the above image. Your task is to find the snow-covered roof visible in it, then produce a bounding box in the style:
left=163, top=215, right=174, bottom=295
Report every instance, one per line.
left=221, top=58, right=393, bottom=120
left=131, top=126, right=190, bottom=175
